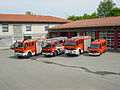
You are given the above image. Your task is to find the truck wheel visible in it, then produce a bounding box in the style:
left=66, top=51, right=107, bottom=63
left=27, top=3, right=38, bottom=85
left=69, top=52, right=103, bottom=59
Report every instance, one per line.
left=44, top=55, right=48, bottom=57
left=53, top=51, right=58, bottom=57
left=79, top=50, right=81, bottom=55
left=27, top=52, right=32, bottom=58
left=66, top=54, right=70, bottom=56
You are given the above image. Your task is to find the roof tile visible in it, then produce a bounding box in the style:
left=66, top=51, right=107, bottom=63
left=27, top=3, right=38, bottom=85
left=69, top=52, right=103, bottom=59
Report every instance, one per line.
left=50, top=16, right=120, bottom=30
left=0, top=14, right=71, bottom=23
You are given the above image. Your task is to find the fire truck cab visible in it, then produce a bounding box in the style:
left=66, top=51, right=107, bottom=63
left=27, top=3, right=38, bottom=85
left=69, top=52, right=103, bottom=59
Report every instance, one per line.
left=64, top=36, right=91, bottom=56
left=42, top=37, right=67, bottom=57
left=42, top=42, right=64, bottom=57
left=14, top=39, right=45, bottom=58
left=88, top=39, right=107, bottom=56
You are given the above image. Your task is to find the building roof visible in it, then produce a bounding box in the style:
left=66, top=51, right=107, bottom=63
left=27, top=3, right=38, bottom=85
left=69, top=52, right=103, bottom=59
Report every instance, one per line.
left=0, top=14, right=71, bottom=23
left=50, top=16, right=120, bottom=30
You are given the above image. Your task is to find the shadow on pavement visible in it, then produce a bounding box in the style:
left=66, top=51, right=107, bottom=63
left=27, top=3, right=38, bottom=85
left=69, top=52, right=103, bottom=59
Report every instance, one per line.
left=106, top=49, right=120, bottom=53
left=82, top=53, right=101, bottom=57
left=8, top=56, right=26, bottom=59
left=57, top=53, right=81, bottom=58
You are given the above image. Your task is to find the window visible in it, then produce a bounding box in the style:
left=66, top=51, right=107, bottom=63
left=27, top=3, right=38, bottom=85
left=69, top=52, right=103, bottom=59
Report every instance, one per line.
left=28, top=43, right=31, bottom=47
left=25, top=43, right=29, bottom=47
left=14, top=43, right=24, bottom=48
left=65, top=41, right=76, bottom=46
left=28, top=42, right=34, bottom=47
left=102, top=42, right=106, bottom=46
left=2, top=24, right=9, bottom=32
left=90, top=44, right=100, bottom=49
left=32, top=42, right=34, bottom=46
left=26, top=24, right=31, bottom=31
left=45, top=26, right=49, bottom=31
left=77, top=41, right=79, bottom=45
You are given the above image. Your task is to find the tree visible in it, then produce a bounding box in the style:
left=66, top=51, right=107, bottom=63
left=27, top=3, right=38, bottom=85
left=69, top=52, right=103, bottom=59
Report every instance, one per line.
left=67, top=15, right=77, bottom=21
left=97, top=0, right=116, bottom=17
left=109, top=7, right=120, bottom=16
left=25, top=11, right=33, bottom=15
left=67, top=12, right=98, bottom=21
left=67, top=0, right=119, bottom=21
left=90, top=12, right=99, bottom=18
left=82, top=13, right=90, bottom=19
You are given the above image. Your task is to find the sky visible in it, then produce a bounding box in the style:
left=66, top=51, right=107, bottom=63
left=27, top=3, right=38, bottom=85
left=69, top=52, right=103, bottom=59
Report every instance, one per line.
left=0, top=0, right=120, bottom=18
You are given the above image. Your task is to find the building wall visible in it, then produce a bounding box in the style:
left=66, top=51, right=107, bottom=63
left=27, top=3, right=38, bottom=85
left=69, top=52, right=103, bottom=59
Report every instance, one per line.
left=0, top=23, right=61, bottom=47
left=0, top=24, right=13, bottom=35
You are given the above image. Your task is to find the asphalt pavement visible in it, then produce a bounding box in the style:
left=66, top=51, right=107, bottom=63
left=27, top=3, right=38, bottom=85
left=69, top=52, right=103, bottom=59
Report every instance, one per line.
left=0, top=49, right=120, bottom=90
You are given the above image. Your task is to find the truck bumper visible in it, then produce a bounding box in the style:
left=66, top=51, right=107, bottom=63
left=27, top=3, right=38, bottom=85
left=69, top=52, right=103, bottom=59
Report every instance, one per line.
left=65, top=50, right=79, bottom=55
left=42, top=53, right=53, bottom=56
left=89, top=53, right=101, bottom=55
left=15, top=52, right=27, bottom=57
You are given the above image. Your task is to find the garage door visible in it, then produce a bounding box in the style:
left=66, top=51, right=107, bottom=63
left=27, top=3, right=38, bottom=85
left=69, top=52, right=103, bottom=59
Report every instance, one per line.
left=0, top=36, right=13, bottom=47
left=99, top=31, right=114, bottom=49
left=117, top=31, right=120, bottom=50
left=13, top=24, right=22, bottom=41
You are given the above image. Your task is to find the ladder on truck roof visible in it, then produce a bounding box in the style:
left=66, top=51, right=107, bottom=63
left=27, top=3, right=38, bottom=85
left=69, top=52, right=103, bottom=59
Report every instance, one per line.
left=43, top=37, right=67, bottom=43
left=72, top=36, right=91, bottom=39
left=94, top=39, right=105, bottom=42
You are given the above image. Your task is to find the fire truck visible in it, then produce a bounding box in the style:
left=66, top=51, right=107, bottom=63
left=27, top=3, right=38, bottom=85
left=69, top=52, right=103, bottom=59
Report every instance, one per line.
left=64, top=36, right=91, bottom=56
left=42, top=37, right=67, bottom=57
left=88, top=39, right=107, bottom=56
left=13, top=39, right=47, bottom=58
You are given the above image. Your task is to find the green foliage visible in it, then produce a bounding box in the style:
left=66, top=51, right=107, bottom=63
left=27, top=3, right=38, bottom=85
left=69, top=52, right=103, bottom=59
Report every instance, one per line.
left=67, top=0, right=119, bottom=21
left=67, top=12, right=98, bottom=21
left=97, top=0, right=116, bottom=17
left=109, top=8, right=120, bottom=16
left=25, top=11, right=33, bottom=15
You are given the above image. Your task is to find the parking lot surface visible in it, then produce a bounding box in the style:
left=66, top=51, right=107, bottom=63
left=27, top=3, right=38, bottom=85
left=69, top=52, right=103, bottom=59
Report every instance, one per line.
left=0, top=49, right=120, bottom=90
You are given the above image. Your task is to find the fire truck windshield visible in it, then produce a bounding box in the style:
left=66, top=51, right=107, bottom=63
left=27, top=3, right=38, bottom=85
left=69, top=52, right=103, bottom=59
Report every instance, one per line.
left=90, top=44, right=100, bottom=49
left=43, top=44, right=52, bottom=48
left=65, top=41, right=76, bottom=46
left=15, top=43, right=24, bottom=48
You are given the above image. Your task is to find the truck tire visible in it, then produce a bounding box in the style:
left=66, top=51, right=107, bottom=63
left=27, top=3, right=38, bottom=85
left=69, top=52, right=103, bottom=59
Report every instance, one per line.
left=44, top=55, right=49, bottom=57
left=79, top=50, right=81, bottom=55
left=53, top=51, right=58, bottom=57
left=66, top=53, right=70, bottom=56
left=27, top=52, right=32, bottom=58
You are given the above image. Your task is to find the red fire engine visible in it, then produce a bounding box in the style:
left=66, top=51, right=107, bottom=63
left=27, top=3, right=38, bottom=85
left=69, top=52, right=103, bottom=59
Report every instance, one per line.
left=14, top=39, right=46, bottom=58
left=42, top=37, right=67, bottom=57
left=88, top=39, right=107, bottom=56
left=64, top=36, right=91, bottom=56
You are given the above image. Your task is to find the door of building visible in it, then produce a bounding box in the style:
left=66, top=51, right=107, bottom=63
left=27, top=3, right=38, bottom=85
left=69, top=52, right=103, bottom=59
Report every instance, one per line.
left=0, top=36, right=12, bottom=47
left=117, top=31, right=120, bottom=50
left=13, top=24, right=22, bottom=41
left=99, top=31, right=114, bottom=49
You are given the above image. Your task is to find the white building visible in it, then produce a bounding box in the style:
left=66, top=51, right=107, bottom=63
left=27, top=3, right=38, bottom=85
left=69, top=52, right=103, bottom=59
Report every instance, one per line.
left=0, top=14, right=70, bottom=47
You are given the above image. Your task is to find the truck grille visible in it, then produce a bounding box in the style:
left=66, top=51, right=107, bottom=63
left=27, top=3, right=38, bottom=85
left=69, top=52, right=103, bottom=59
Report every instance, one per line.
left=90, top=51, right=98, bottom=53
left=15, top=50, right=22, bottom=53
left=66, top=48, right=74, bottom=50
left=42, top=51, right=51, bottom=53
